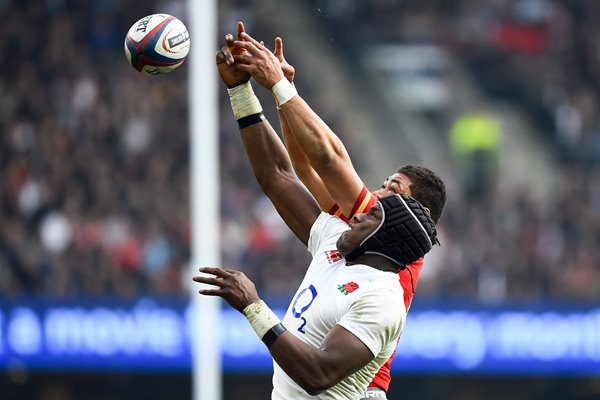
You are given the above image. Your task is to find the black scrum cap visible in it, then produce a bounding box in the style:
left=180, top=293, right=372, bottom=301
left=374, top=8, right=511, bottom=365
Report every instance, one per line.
left=345, top=194, right=439, bottom=268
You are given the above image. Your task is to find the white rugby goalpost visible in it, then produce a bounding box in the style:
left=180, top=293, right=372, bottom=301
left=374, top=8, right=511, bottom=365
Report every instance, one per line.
left=187, top=0, right=222, bottom=399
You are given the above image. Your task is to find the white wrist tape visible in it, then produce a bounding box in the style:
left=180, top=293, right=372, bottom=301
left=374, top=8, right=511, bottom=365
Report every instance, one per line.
left=242, top=299, right=281, bottom=340
left=271, top=77, right=298, bottom=108
left=227, top=82, right=263, bottom=120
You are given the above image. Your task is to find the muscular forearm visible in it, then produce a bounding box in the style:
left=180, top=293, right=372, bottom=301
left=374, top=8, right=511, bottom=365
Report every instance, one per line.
left=239, top=119, right=320, bottom=245
left=240, top=119, right=295, bottom=190
left=269, top=331, right=350, bottom=395
left=280, top=96, right=349, bottom=172
left=278, top=109, right=336, bottom=212
left=279, top=109, right=312, bottom=176
left=279, top=95, right=364, bottom=216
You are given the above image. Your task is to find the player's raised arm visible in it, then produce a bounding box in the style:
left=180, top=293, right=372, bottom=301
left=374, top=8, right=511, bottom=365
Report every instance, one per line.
left=234, top=26, right=347, bottom=216
left=279, top=110, right=337, bottom=211
left=217, top=26, right=320, bottom=245
left=272, top=37, right=338, bottom=213
left=233, top=32, right=366, bottom=218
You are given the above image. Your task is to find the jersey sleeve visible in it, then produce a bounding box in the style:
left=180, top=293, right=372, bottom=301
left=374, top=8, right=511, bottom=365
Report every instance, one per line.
left=327, top=185, right=379, bottom=223
left=337, top=288, right=406, bottom=357
left=327, top=203, right=346, bottom=222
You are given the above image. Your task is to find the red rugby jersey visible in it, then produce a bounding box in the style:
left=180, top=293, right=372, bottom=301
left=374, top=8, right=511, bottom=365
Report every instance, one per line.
left=328, top=185, right=423, bottom=392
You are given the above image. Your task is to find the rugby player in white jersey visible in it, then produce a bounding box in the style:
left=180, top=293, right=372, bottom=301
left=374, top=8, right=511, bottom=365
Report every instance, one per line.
left=192, top=26, right=440, bottom=399
left=222, top=22, right=446, bottom=398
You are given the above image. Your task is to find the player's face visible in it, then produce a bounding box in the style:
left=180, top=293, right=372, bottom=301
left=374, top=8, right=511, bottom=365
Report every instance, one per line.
left=336, top=204, right=383, bottom=256
left=372, top=173, right=413, bottom=199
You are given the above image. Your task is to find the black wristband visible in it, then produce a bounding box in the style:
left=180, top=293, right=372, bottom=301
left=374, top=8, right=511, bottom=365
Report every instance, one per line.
left=237, top=112, right=265, bottom=129
left=261, top=323, right=287, bottom=348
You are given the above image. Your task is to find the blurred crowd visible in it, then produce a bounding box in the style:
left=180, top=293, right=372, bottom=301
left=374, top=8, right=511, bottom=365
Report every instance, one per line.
left=0, top=0, right=598, bottom=303
left=313, top=0, right=600, bottom=165
left=0, top=0, right=318, bottom=301
left=0, top=0, right=193, bottom=298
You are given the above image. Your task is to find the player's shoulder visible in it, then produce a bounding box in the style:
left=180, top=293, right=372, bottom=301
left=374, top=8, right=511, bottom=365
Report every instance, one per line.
left=312, top=212, right=349, bottom=234
left=308, top=212, right=349, bottom=254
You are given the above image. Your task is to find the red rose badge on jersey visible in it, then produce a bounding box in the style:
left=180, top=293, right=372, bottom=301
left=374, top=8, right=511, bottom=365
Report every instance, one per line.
left=338, top=282, right=359, bottom=295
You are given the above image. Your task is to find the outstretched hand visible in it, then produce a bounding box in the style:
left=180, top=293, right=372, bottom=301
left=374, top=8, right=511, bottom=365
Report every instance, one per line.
left=217, top=22, right=295, bottom=88
left=193, top=267, right=260, bottom=312
left=233, top=32, right=285, bottom=89
left=215, top=21, right=251, bottom=88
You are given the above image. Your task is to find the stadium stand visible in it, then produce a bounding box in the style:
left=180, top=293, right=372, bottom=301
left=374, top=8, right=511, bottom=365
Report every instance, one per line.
left=0, top=0, right=598, bottom=305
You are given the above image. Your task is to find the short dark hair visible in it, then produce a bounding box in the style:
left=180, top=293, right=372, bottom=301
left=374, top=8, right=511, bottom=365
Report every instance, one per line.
left=397, top=165, right=446, bottom=223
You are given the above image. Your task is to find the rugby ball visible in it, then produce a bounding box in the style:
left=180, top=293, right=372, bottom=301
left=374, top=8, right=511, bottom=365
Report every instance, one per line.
left=124, top=14, right=190, bottom=74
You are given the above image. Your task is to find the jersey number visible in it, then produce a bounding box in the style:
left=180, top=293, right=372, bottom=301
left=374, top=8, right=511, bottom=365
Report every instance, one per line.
left=291, top=284, right=318, bottom=334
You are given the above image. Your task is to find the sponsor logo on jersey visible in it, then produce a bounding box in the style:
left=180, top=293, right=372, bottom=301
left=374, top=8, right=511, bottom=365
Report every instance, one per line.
left=325, top=250, right=342, bottom=264
left=362, top=388, right=387, bottom=398
left=337, top=281, right=359, bottom=295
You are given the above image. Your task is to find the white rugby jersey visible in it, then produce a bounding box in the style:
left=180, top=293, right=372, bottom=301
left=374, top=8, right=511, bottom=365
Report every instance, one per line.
left=271, top=213, right=406, bottom=400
